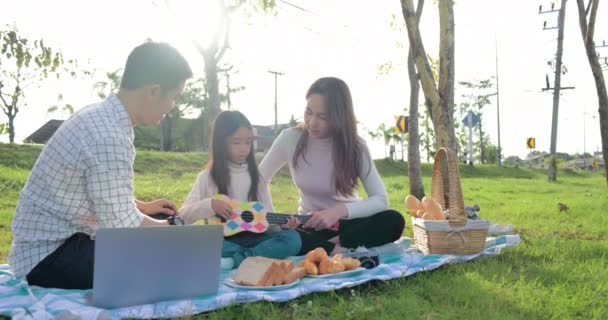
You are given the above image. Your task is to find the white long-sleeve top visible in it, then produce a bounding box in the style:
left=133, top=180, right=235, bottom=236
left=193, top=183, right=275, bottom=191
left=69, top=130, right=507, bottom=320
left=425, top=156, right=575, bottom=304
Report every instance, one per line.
left=259, top=127, right=389, bottom=219
left=179, top=162, right=274, bottom=225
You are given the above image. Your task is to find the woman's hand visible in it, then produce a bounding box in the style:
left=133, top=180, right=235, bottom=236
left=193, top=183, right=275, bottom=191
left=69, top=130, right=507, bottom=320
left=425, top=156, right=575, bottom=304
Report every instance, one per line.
left=137, top=199, right=177, bottom=216
left=303, top=205, right=348, bottom=231
left=211, top=199, right=234, bottom=220
left=281, top=216, right=301, bottom=229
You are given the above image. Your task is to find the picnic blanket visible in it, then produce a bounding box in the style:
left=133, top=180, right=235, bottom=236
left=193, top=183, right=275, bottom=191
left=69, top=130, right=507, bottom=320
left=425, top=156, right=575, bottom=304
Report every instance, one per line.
left=0, top=235, right=520, bottom=320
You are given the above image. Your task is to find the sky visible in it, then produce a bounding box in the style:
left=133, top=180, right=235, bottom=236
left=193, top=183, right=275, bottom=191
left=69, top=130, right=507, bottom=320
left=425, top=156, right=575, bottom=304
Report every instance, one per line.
left=0, top=0, right=606, bottom=160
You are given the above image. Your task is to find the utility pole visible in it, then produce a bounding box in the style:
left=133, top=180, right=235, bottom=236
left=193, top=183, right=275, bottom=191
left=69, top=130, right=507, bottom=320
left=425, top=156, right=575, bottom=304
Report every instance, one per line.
left=268, top=70, right=284, bottom=132
left=540, top=0, right=574, bottom=182
left=495, top=39, right=502, bottom=166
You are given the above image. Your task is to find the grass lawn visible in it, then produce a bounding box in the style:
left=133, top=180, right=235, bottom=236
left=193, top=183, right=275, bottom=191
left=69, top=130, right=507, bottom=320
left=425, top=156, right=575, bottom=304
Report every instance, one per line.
left=0, top=143, right=607, bottom=319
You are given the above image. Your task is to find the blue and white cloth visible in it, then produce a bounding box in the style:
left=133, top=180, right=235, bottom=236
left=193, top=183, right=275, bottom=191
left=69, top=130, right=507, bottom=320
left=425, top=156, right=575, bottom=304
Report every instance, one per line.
left=0, top=235, right=520, bottom=320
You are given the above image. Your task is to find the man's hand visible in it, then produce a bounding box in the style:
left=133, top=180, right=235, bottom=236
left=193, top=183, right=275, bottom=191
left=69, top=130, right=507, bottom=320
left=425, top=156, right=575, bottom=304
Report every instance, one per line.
left=137, top=199, right=177, bottom=216
left=302, top=205, right=348, bottom=231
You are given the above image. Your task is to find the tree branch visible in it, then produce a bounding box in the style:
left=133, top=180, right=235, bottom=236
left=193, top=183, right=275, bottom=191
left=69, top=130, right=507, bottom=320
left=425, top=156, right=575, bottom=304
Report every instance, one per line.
left=587, top=0, right=598, bottom=42
left=10, top=85, right=20, bottom=116
left=400, top=0, right=440, bottom=108
left=414, top=0, right=424, bottom=31
left=215, top=12, right=232, bottom=62
left=576, top=0, right=589, bottom=39
left=585, top=0, right=592, bottom=16
left=0, top=84, right=12, bottom=115
left=207, top=0, right=227, bottom=58
left=438, top=0, right=455, bottom=109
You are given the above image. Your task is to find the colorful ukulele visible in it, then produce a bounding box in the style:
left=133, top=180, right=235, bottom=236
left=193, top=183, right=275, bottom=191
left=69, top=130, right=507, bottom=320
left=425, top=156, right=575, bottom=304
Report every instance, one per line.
left=207, top=194, right=311, bottom=237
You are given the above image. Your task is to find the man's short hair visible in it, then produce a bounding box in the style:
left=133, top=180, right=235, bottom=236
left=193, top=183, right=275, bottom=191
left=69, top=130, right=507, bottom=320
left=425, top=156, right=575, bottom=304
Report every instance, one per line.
left=120, top=41, right=193, bottom=93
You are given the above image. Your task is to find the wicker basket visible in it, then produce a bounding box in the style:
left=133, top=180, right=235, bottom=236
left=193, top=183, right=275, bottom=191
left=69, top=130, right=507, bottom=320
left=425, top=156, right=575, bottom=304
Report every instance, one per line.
left=412, top=148, right=489, bottom=255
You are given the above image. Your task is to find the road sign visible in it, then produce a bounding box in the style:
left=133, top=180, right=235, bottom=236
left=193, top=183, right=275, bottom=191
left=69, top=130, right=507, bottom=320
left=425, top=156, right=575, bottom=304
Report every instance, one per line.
left=462, top=111, right=480, bottom=128
left=395, top=115, right=408, bottom=133
left=592, top=159, right=598, bottom=168
left=527, top=137, right=536, bottom=149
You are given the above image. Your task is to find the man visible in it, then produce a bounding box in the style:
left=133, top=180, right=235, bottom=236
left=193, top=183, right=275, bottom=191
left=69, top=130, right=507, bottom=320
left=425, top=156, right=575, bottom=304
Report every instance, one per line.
left=8, top=41, right=192, bottom=289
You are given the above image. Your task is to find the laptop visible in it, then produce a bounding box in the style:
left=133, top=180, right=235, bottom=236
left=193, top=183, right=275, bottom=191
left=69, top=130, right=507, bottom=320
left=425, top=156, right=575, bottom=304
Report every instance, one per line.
left=92, top=224, right=223, bottom=309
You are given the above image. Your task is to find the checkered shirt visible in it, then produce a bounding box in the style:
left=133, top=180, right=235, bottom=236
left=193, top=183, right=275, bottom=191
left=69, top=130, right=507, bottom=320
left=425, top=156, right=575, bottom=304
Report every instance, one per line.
left=8, top=94, right=145, bottom=277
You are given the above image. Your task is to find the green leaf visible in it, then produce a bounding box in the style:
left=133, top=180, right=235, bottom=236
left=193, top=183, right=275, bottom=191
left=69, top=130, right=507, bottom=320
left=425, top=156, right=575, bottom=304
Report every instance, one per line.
left=64, top=104, right=74, bottom=114
left=53, top=55, right=60, bottom=69
left=8, top=31, right=17, bottom=43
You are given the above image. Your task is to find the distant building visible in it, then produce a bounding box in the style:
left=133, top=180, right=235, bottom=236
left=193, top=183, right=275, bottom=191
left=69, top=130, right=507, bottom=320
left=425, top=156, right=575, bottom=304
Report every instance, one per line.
left=24, top=120, right=64, bottom=144
left=22, top=118, right=294, bottom=153
left=252, top=123, right=291, bottom=152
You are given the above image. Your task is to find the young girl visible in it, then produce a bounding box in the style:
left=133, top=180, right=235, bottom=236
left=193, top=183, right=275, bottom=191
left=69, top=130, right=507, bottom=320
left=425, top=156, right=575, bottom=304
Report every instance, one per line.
left=179, top=110, right=301, bottom=268
left=260, top=77, right=405, bottom=256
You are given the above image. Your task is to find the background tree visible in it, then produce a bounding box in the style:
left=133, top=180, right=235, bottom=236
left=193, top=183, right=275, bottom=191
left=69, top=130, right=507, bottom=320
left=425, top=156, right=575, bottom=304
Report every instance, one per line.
left=458, top=78, right=496, bottom=163
left=406, top=0, right=425, bottom=199
left=400, top=0, right=456, bottom=151
left=575, top=0, right=608, bottom=187
left=163, top=0, right=275, bottom=150
left=92, top=68, right=121, bottom=100
left=378, top=123, right=390, bottom=158
left=0, top=25, right=78, bottom=142
left=47, top=94, right=74, bottom=119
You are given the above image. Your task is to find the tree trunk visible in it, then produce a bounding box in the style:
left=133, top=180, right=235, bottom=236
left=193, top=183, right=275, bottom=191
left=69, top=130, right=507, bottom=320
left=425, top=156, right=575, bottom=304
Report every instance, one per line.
left=8, top=113, right=15, bottom=143
left=437, top=0, right=457, bottom=152
left=548, top=0, right=567, bottom=182
left=400, top=0, right=457, bottom=151
left=201, top=52, right=221, bottom=151
left=576, top=0, right=608, bottom=187
left=407, top=0, right=425, bottom=200
left=160, top=115, right=173, bottom=151
left=204, top=52, right=221, bottom=119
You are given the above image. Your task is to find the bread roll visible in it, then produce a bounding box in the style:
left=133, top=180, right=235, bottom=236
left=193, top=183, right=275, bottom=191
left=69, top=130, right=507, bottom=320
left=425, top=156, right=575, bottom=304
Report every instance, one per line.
left=405, top=195, right=422, bottom=215
left=318, top=258, right=345, bottom=275
left=298, top=259, right=318, bottom=275
left=340, top=257, right=361, bottom=270
left=331, top=254, right=360, bottom=271
left=305, top=248, right=328, bottom=264
left=415, top=210, right=426, bottom=218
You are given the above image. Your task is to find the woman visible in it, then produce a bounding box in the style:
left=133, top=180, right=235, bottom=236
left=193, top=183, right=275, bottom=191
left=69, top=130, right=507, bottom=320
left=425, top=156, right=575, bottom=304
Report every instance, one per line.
left=260, top=77, right=405, bottom=255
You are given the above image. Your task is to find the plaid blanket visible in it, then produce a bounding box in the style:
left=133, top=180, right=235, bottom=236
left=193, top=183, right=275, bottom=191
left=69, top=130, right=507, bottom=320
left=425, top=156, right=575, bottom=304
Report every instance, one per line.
left=0, top=235, right=520, bottom=320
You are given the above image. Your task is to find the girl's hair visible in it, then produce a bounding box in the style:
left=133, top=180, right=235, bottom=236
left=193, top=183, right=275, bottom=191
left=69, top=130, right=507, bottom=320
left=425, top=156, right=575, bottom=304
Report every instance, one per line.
left=292, top=77, right=362, bottom=197
left=206, top=110, right=259, bottom=201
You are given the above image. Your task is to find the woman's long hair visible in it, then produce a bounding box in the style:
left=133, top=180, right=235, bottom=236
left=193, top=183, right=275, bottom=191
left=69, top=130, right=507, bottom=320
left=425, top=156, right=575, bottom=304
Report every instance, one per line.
left=207, top=110, right=259, bottom=201
left=292, top=77, right=362, bottom=197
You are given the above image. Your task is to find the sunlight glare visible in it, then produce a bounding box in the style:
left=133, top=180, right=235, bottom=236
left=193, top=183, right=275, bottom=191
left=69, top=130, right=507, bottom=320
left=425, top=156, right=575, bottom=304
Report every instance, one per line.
left=164, top=0, right=223, bottom=50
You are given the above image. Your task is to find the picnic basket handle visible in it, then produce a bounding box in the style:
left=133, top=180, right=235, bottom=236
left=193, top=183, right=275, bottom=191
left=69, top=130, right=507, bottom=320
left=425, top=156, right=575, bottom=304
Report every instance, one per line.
left=431, top=148, right=467, bottom=227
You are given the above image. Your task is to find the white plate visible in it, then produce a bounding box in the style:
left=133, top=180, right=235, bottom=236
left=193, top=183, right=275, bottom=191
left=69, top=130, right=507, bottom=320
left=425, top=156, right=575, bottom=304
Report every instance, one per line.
left=223, top=277, right=300, bottom=290
left=305, top=267, right=366, bottom=278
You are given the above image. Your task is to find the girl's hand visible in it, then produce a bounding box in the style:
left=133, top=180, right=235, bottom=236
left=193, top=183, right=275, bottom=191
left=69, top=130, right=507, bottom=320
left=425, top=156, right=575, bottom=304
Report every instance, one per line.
left=303, top=205, right=348, bottom=231
left=281, top=216, right=301, bottom=229
left=211, top=199, right=234, bottom=221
